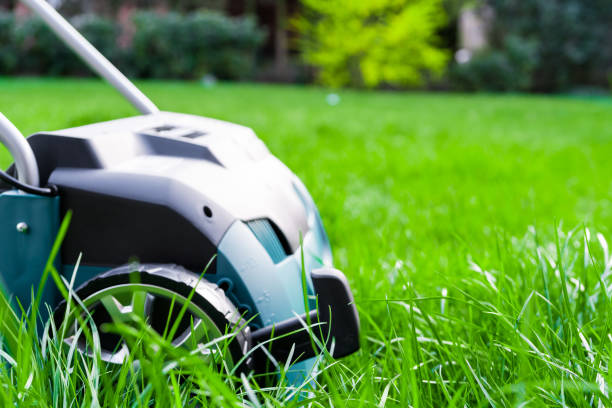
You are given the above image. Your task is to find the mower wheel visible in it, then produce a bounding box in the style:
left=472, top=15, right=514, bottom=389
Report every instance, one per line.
left=54, top=263, right=252, bottom=372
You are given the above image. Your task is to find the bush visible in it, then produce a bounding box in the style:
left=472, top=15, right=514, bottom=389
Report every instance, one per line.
left=187, top=12, right=266, bottom=80
left=13, top=16, right=77, bottom=75
left=71, top=14, right=119, bottom=74
left=0, top=12, right=17, bottom=75
left=1, top=11, right=264, bottom=81
left=129, top=12, right=190, bottom=79
left=131, top=11, right=265, bottom=80
left=12, top=14, right=119, bottom=76
left=295, top=0, right=449, bottom=88
left=450, top=36, right=537, bottom=92
left=485, top=0, right=612, bottom=92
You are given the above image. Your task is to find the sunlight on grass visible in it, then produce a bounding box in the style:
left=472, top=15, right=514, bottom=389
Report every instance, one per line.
left=1, top=78, right=612, bottom=405
left=0, top=223, right=609, bottom=406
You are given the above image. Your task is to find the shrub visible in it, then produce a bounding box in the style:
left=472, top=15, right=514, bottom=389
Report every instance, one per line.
left=295, top=0, right=449, bottom=88
left=13, top=14, right=119, bottom=76
left=131, top=11, right=265, bottom=80
left=189, top=12, right=266, bottom=80
left=485, top=0, right=612, bottom=92
left=450, top=35, right=537, bottom=92
left=130, top=12, right=189, bottom=79
left=71, top=14, right=120, bottom=74
left=0, top=12, right=17, bottom=75
left=13, top=16, right=77, bottom=75
left=4, top=11, right=264, bottom=81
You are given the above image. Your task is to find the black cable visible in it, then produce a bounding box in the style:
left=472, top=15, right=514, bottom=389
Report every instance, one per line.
left=0, top=169, right=58, bottom=196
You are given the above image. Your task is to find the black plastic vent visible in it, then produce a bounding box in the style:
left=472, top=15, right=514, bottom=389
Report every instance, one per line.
left=142, top=125, right=207, bottom=139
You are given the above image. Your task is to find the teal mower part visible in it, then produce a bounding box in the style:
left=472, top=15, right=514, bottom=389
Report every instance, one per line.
left=0, top=191, right=59, bottom=311
left=0, top=113, right=362, bottom=383
left=0, top=0, right=360, bottom=387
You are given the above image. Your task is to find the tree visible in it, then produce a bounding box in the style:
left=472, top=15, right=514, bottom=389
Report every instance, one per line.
left=295, top=0, right=449, bottom=88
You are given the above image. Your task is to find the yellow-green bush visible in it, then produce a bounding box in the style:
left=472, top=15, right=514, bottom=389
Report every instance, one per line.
left=295, top=0, right=449, bottom=88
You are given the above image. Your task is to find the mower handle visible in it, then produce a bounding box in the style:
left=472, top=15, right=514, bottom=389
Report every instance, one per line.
left=20, top=0, right=158, bottom=115
left=0, top=112, right=40, bottom=187
left=251, top=267, right=360, bottom=366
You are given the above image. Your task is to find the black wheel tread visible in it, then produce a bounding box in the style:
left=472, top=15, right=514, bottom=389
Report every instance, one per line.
left=54, top=263, right=252, bottom=371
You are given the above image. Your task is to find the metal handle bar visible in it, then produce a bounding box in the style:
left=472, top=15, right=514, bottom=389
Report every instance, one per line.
left=20, top=0, right=159, bottom=115
left=0, top=112, right=40, bottom=187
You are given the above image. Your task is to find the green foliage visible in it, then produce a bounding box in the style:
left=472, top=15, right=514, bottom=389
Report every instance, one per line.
left=296, top=0, right=449, bottom=88
left=130, top=12, right=194, bottom=79
left=11, top=14, right=120, bottom=76
left=485, top=0, right=612, bottom=92
left=451, top=35, right=537, bottom=91
left=186, top=12, right=266, bottom=80
left=0, top=12, right=17, bottom=75
left=130, top=11, right=265, bottom=80
left=443, top=0, right=473, bottom=19
left=12, top=16, right=78, bottom=75
left=72, top=14, right=120, bottom=71
left=0, top=11, right=264, bottom=80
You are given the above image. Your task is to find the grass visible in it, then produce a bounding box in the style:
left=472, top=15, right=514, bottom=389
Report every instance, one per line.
left=2, top=77, right=612, bottom=406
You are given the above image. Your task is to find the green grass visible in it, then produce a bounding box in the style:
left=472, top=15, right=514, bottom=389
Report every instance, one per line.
left=2, top=77, right=612, bottom=406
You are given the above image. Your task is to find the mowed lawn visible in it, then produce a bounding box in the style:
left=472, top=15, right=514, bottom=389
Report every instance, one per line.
left=2, top=78, right=612, bottom=406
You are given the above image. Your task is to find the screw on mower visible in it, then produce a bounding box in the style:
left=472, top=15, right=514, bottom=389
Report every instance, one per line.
left=0, top=0, right=360, bottom=384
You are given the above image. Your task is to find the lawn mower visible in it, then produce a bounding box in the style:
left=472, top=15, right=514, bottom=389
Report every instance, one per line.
left=0, top=0, right=359, bottom=382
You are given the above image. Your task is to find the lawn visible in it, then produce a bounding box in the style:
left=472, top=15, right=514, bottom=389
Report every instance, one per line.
left=1, top=77, right=612, bottom=406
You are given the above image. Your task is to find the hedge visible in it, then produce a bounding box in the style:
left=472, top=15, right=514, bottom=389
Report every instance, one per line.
left=0, top=11, right=266, bottom=80
left=451, top=1, right=612, bottom=92
left=0, top=12, right=17, bottom=74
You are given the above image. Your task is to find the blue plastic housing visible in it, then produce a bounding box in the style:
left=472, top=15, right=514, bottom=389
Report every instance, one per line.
left=210, top=182, right=333, bottom=383
left=0, top=191, right=60, bottom=314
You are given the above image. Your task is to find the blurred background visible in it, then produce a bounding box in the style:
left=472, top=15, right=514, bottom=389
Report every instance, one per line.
left=0, top=0, right=611, bottom=94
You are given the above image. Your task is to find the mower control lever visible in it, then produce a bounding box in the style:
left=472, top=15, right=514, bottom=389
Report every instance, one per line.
left=251, top=267, right=360, bottom=365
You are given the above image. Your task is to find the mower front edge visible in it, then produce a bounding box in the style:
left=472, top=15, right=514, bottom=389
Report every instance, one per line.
left=251, top=267, right=360, bottom=366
